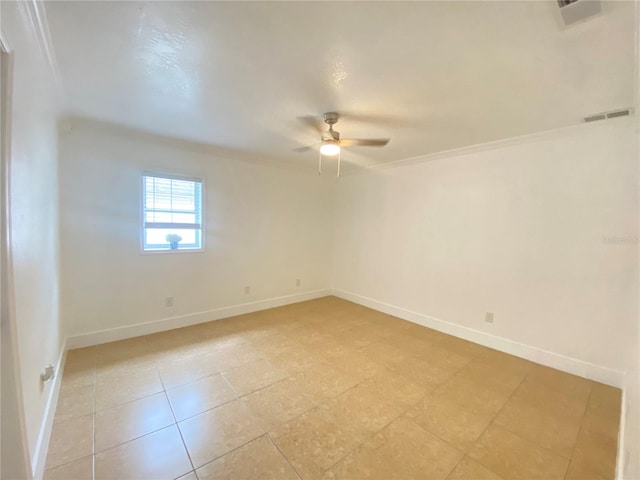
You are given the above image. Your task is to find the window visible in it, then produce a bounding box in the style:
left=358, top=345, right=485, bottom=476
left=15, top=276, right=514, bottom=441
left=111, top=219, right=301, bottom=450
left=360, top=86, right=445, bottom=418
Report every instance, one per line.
left=142, top=173, right=203, bottom=252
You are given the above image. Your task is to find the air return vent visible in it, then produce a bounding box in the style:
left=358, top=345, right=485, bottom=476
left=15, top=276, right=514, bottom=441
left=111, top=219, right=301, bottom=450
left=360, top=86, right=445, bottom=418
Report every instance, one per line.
left=558, top=0, right=601, bottom=27
left=583, top=108, right=633, bottom=123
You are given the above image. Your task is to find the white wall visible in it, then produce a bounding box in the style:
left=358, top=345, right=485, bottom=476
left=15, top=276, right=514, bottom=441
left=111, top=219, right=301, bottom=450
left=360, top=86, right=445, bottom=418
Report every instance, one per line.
left=1, top=1, right=63, bottom=475
left=333, top=119, right=638, bottom=384
left=59, top=120, right=333, bottom=338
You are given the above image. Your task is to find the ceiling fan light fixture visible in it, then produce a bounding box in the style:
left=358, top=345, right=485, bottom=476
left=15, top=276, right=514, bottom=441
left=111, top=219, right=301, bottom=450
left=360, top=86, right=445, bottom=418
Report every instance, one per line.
left=319, top=141, right=340, bottom=156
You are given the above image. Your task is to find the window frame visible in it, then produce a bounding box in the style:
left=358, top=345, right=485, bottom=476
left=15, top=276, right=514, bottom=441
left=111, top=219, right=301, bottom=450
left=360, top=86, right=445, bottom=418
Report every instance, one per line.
left=140, top=171, right=205, bottom=254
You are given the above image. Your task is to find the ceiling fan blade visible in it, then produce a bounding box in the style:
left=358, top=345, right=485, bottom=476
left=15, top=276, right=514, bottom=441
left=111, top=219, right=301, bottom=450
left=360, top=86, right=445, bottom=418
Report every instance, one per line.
left=339, top=138, right=390, bottom=147
left=297, top=115, right=324, bottom=134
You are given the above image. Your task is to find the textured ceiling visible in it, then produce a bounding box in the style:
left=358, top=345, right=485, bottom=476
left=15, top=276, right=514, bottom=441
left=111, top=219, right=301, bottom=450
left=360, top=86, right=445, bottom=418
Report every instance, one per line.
left=45, top=1, right=636, bottom=169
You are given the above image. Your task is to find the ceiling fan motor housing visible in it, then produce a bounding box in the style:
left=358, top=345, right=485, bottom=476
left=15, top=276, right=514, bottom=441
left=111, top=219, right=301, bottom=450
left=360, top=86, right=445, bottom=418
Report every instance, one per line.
left=324, top=112, right=340, bottom=125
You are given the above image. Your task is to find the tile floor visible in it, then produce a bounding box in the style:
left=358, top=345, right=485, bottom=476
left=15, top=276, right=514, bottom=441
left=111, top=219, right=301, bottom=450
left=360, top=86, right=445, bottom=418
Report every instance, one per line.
left=44, top=296, right=621, bottom=480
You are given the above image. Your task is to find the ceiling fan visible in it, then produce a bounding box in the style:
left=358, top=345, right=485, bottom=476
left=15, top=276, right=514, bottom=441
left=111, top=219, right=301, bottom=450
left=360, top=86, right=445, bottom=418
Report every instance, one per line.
left=295, top=112, right=390, bottom=177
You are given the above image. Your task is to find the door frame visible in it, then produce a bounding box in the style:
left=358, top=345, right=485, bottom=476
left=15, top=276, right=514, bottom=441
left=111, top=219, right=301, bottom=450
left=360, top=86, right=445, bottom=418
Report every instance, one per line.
left=1, top=33, right=33, bottom=480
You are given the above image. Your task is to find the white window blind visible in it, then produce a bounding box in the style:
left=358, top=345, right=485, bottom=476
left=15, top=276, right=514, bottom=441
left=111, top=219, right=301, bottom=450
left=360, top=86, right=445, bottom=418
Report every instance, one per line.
left=142, top=174, right=203, bottom=251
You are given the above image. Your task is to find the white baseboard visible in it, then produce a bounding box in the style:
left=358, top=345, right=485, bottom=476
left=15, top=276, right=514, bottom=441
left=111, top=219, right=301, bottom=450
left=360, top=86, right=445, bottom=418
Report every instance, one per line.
left=616, top=387, right=627, bottom=480
left=333, top=289, right=625, bottom=388
left=66, top=288, right=332, bottom=349
left=31, top=339, right=67, bottom=480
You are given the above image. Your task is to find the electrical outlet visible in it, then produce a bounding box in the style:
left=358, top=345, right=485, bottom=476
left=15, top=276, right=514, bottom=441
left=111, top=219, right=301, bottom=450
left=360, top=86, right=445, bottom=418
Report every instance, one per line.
left=165, top=297, right=174, bottom=307
left=244, top=286, right=250, bottom=294
left=485, top=312, right=494, bottom=323
left=296, top=279, right=301, bottom=287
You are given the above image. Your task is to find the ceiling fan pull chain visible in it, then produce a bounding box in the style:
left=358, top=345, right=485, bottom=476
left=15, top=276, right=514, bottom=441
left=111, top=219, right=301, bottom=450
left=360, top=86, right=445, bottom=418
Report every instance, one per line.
left=318, top=151, right=322, bottom=175
left=337, top=151, right=341, bottom=178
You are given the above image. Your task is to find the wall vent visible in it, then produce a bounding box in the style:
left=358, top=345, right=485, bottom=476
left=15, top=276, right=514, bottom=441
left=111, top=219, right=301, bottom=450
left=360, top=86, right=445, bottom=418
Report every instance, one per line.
left=583, top=108, right=633, bottom=123
left=557, top=0, right=601, bottom=27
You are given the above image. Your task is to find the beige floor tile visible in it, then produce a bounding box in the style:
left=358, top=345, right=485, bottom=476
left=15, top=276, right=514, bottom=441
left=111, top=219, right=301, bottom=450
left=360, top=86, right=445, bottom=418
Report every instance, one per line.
left=468, top=424, right=569, bottom=480
left=270, top=407, right=364, bottom=479
left=408, top=393, right=496, bottom=452
left=251, top=336, right=301, bottom=357
left=583, top=383, right=622, bottom=440
left=145, top=328, right=198, bottom=351
left=243, top=377, right=316, bottom=432
left=176, top=472, right=198, bottom=480
left=331, top=351, right=388, bottom=382
left=320, top=443, right=400, bottom=480
left=582, top=408, right=621, bottom=440
left=358, top=369, right=428, bottom=409
left=394, top=355, right=456, bottom=388
left=477, top=350, right=535, bottom=375
left=454, top=359, right=527, bottom=395
left=179, top=399, right=264, bottom=468
left=156, top=352, right=220, bottom=389
left=402, top=324, right=450, bottom=344
left=265, top=345, right=320, bottom=375
left=45, top=414, right=93, bottom=470
left=43, top=455, right=93, bottom=480
left=565, top=457, right=610, bottom=480
left=196, top=435, right=299, bottom=480
left=572, top=427, right=618, bottom=479
left=324, top=416, right=462, bottom=480
left=493, top=398, right=581, bottom=458
left=65, top=347, right=97, bottom=367
left=61, top=361, right=95, bottom=388
left=588, top=383, right=622, bottom=414
left=95, top=392, right=175, bottom=452
left=209, top=342, right=265, bottom=371
left=434, top=375, right=510, bottom=416
left=54, top=384, right=94, bottom=424
left=330, top=325, right=381, bottom=349
left=290, top=362, right=360, bottom=402
left=167, top=374, right=237, bottom=421
left=512, top=376, right=588, bottom=420
left=95, top=367, right=164, bottom=410
left=439, top=336, right=490, bottom=358
left=386, top=332, right=440, bottom=357
left=305, top=336, right=353, bottom=360
left=414, top=344, right=472, bottom=371
left=526, top=365, right=592, bottom=402
left=95, top=337, right=152, bottom=360
left=358, top=342, right=408, bottom=369
left=95, top=338, right=157, bottom=372
left=222, top=359, right=288, bottom=396
left=446, top=456, right=503, bottom=480
left=95, top=425, right=191, bottom=480
left=96, top=355, right=158, bottom=378
left=48, top=298, right=623, bottom=480
left=321, top=384, right=403, bottom=437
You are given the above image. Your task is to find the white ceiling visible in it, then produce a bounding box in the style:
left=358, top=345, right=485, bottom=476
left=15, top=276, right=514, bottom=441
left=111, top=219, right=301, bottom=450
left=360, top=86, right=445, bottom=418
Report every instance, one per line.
left=45, top=1, right=636, bottom=169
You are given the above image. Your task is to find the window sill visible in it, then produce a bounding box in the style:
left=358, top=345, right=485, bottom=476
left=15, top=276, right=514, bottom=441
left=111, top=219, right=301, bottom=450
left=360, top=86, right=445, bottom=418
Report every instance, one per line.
left=140, top=248, right=205, bottom=255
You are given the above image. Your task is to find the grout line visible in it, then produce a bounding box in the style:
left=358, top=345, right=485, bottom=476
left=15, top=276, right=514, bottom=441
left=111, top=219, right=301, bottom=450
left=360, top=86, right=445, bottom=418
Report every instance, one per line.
left=157, top=363, right=197, bottom=476
left=190, top=433, right=268, bottom=473
left=444, top=455, right=466, bottom=480
left=563, top=384, right=594, bottom=480
left=265, top=434, right=304, bottom=480
left=461, top=365, right=599, bottom=477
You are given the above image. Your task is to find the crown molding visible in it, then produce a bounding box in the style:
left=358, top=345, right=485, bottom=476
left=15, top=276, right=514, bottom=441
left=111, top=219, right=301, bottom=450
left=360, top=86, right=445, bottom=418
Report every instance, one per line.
left=346, top=115, right=636, bottom=176
left=16, top=0, right=65, bottom=104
